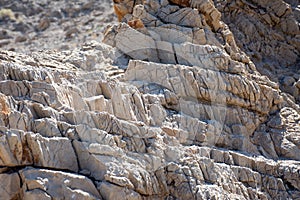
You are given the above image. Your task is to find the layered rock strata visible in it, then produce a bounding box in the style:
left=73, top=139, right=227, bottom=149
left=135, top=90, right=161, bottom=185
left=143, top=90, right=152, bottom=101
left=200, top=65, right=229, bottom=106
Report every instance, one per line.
left=0, top=0, right=299, bottom=199
left=213, top=0, right=300, bottom=102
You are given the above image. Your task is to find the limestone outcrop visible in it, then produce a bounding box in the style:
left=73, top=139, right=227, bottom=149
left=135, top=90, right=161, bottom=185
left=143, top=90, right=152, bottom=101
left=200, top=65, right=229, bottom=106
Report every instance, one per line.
left=213, top=0, right=300, bottom=102
left=0, top=0, right=299, bottom=199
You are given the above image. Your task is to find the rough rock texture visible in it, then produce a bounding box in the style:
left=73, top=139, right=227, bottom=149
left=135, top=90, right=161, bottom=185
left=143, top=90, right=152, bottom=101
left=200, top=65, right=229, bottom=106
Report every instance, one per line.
left=0, top=0, right=299, bottom=199
left=213, top=0, right=300, bottom=102
left=0, top=0, right=117, bottom=52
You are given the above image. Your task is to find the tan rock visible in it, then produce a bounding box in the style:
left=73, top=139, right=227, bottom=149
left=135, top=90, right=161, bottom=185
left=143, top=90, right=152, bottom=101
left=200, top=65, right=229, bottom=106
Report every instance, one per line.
left=98, top=181, right=142, bottom=200
left=26, top=133, right=79, bottom=172
left=0, top=172, right=21, bottom=199
left=37, top=18, right=50, bottom=31
left=20, top=167, right=101, bottom=200
left=0, top=127, right=78, bottom=171
left=0, top=0, right=299, bottom=199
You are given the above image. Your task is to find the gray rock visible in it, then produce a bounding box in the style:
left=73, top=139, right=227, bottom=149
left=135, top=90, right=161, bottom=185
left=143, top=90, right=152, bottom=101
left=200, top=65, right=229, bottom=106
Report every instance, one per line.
left=20, top=167, right=101, bottom=200
left=0, top=0, right=299, bottom=199
left=0, top=172, right=21, bottom=199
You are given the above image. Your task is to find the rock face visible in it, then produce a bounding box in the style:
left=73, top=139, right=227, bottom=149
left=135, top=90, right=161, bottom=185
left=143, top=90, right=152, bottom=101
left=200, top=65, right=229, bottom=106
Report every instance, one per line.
left=213, top=0, right=300, bottom=102
left=0, top=0, right=299, bottom=200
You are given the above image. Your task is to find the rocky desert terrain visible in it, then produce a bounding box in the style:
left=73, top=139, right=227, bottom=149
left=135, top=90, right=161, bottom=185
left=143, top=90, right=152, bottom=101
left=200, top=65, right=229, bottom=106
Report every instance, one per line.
left=0, top=0, right=299, bottom=199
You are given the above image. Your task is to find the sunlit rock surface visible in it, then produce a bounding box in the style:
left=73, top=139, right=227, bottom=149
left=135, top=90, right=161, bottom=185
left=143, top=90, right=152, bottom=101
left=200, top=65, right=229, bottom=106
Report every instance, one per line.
left=0, top=0, right=299, bottom=199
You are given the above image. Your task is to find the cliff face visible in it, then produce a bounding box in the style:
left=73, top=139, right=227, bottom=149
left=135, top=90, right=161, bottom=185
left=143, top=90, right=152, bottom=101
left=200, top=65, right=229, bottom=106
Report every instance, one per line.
left=0, top=0, right=299, bottom=199
left=214, top=0, right=300, bottom=102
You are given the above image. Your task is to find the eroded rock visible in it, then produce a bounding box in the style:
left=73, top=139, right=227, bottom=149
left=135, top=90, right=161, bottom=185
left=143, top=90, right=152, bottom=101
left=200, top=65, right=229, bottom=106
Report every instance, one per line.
left=0, top=0, right=299, bottom=199
left=20, top=167, right=101, bottom=200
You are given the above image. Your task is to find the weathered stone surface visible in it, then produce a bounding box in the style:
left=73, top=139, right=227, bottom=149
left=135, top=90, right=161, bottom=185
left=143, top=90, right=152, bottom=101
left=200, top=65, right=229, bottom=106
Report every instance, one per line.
left=0, top=127, right=78, bottom=172
left=20, top=167, right=101, bottom=200
left=98, top=181, right=142, bottom=200
left=0, top=172, right=21, bottom=200
left=213, top=0, right=300, bottom=101
left=0, top=0, right=299, bottom=199
left=0, top=0, right=116, bottom=53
